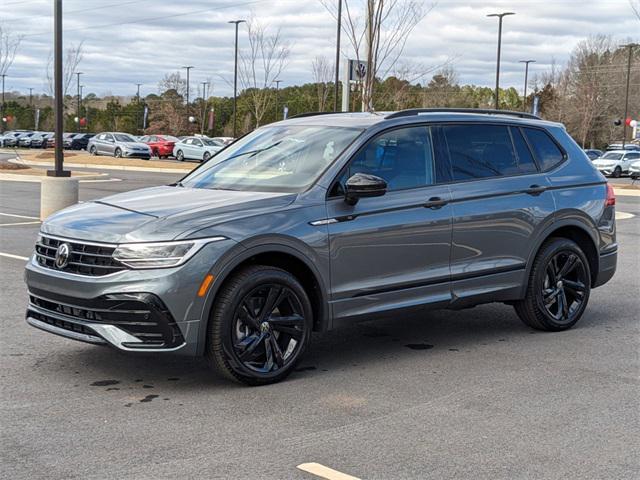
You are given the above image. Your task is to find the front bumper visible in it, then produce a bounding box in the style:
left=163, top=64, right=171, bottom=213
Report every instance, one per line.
left=123, top=150, right=151, bottom=159
left=595, top=166, right=618, bottom=175
left=24, top=238, right=236, bottom=355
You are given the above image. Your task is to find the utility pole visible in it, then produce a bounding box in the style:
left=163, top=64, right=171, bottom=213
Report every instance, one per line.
left=29, top=87, right=34, bottom=106
left=135, top=83, right=142, bottom=134
left=229, top=19, right=245, bottom=138
left=487, top=12, right=515, bottom=110
left=362, top=0, right=374, bottom=112
left=50, top=0, right=68, bottom=177
left=182, top=66, right=194, bottom=106
left=1, top=74, right=6, bottom=132
left=621, top=43, right=639, bottom=148
left=519, top=59, right=535, bottom=112
left=333, top=0, right=342, bottom=112
left=274, top=79, right=282, bottom=120
left=201, top=81, right=209, bottom=134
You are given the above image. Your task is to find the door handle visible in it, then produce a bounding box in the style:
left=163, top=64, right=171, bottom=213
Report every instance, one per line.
left=525, top=184, right=547, bottom=196
left=424, top=196, right=448, bottom=209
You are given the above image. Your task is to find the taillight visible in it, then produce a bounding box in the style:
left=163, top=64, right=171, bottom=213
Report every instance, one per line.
left=605, top=183, right=616, bottom=207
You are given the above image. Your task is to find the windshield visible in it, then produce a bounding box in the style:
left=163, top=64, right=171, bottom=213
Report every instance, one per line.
left=180, top=125, right=362, bottom=193
left=163, top=136, right=180, bottom=142
left=202, top=139, right=221, bottom=146
left=115, top=134, right=136, bottom=142
left=602, top=152, right=622, bottom=160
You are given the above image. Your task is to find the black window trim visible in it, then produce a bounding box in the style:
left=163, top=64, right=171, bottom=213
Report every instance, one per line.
left=519, top=125, right=568, bottom=172
left=326, top=123, right=438, bottom=199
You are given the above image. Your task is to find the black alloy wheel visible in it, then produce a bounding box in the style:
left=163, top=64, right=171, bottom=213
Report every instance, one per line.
left=515, top=238, right=591, bottom=331
left=206, top=266, right=312, bottom=385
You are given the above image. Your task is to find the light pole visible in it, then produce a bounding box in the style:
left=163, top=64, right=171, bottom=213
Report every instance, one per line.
left=334, top=0, right=342, bottom=112
left=29, top=87, right=34, bottom=106
left=201, top=81, right=209, bottom=134
left=135, top=83, right=142, bottom=133
left=519, top=59, right=535, bottom=112
left=182, top=66, right=194, bottom=106
left=487, top=12, right=515, bottom=110
left=1, top=74, right=6, bottom=132
left=50, top=0, right=68, bottom=177
left=621, top=43, right=639, bottom=148
left=229, top=19, right=245, bottom=137
left=76, top=71, right=83, bottom=128
left=274, top=79, right=282, bottom=120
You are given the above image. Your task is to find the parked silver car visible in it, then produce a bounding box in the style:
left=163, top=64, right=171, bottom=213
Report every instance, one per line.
left=87, top=132, right=152, bottom=159
left=172, top=136, right=223, bottom=162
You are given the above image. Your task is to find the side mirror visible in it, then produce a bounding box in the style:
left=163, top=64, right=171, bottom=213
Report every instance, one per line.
left=345, top=173, right=387, bottom=205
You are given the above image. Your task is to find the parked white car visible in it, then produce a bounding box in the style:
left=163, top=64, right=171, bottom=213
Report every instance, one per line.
left=592, top=150, right=640, bottom=177
left=629, top=159, right=640, bottom=180
left=172, top=136, right=224, bottom=162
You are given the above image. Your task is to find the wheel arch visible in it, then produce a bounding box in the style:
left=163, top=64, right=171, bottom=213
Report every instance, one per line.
left=524, top=218, right=599, bottom=293
left=196, top=243, right=329, bottom=356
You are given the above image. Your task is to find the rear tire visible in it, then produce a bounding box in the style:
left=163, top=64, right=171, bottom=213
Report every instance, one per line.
left=514, top=238, right=591, bottom=331
left=205, top=266, right=313, bottom=386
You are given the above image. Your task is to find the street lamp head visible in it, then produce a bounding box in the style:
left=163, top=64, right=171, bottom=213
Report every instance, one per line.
left=228, top=19, right=246, bottom=25
left=519, top=59, right=536, bottom=64
left=487, top=12, right=515, bottom=18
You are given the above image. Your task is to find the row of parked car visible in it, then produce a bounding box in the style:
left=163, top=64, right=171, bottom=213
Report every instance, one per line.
left=583, top=143, right=640, bottom=179
left=0, top=129, right=235, bottom=163
left=87, top=133, right=234, bottom=162
left=0, top=131, right=95, bottom=150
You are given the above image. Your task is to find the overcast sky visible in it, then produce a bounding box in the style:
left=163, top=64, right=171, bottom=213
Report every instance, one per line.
left=3, top=0, right=639, bottom=98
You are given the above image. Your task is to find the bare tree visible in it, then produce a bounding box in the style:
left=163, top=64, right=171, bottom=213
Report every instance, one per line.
left=238, top=17, right=290, bottom=128
left=321, top=0, right=434, bottom=110
left=45, top=41, right=84, bottom=96
left=630, top=0, right=640, bottom=20
left=0, top=23, right=22, bottom=77
left=158, top=71, right=187, bottom=98
left=311, top=56, right=333, bottom=111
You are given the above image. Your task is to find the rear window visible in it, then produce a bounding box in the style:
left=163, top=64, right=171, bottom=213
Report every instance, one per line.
left=522, top=128, right=564, bottom=171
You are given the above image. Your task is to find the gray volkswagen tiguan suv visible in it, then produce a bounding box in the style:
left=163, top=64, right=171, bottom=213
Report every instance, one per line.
left=25, top=109, right=618, bottom=385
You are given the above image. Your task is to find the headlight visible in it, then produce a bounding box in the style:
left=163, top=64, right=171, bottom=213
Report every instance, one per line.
left=113, top=237, right=226, bottom=269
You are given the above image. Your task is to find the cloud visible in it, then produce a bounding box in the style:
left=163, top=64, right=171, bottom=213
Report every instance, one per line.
left=3, top=0, right=639, bottom=97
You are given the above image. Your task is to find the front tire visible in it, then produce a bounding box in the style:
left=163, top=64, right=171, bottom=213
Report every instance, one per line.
left=114, top=148, right=122, bottom=158
left=515, top=238, right=591, bottom=331
left=176, top=150, right=184, bottom=162
left=203, top=151, right=211, bottom=162
left=89, top=146, right=97, bottom=155
left=612, top=166, right=622, bottom=178
left=205, top=266, right=313, bottom=386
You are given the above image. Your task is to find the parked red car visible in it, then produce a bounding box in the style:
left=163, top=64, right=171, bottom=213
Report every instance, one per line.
left=139, top=135, right=180, bottom=158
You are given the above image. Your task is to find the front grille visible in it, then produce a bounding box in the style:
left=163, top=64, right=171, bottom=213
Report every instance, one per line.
left=27, top=291, right=184, bottom=349
left=35, top=234, right=126, bottom=276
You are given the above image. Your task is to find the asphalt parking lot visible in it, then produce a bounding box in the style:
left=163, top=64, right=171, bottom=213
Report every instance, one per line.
left=1, top=161, right=639, bottom=479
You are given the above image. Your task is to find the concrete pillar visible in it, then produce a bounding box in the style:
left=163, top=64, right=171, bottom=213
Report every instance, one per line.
left=40, top=177, right=79, bottom=220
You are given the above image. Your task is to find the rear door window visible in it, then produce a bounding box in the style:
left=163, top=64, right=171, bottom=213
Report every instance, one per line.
left=522, top=127, right=565, bottom=171
left=442, top=124, right=535, bottom=181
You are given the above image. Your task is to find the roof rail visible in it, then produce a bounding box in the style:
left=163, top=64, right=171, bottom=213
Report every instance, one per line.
left=384, top=108, right=540, bottom=120
left=288, top=111, right=341, bottom=119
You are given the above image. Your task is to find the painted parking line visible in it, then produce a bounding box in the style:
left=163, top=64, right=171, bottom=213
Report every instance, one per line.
left=0, top=212, right=39, bottom=220
left=0, top=252, right=30, bottom=261
left=297, top=463, right=361, bottom=480
left=0, top=221, right=41, bottom=226
left=614, top=188, right=640, bottom=197
left=616, top=211, right=635, bottom=220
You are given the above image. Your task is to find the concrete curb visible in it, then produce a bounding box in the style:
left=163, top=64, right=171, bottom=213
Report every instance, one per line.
left=0, top=172, right=109, bottom=183
left=10, top=157, right=192, bottom=174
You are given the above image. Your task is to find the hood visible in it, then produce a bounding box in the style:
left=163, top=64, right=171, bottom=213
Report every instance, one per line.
left=593, top=158, right=617, bottom=165
left=41, top=185, right=296, bottom=243
left=121, top=141, right=150, bottom=150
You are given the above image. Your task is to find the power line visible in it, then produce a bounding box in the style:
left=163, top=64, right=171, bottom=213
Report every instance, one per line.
left=21, top=0, right=282, bottom=37
left=8, top=0, right=155, bottom=23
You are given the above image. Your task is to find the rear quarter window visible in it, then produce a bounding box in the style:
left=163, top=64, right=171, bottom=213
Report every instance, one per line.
left=522, top=127, right=565, bottom=171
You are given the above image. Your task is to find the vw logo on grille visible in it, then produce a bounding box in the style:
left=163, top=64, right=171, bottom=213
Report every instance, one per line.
left=54, top=243, right=71, bottom=269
